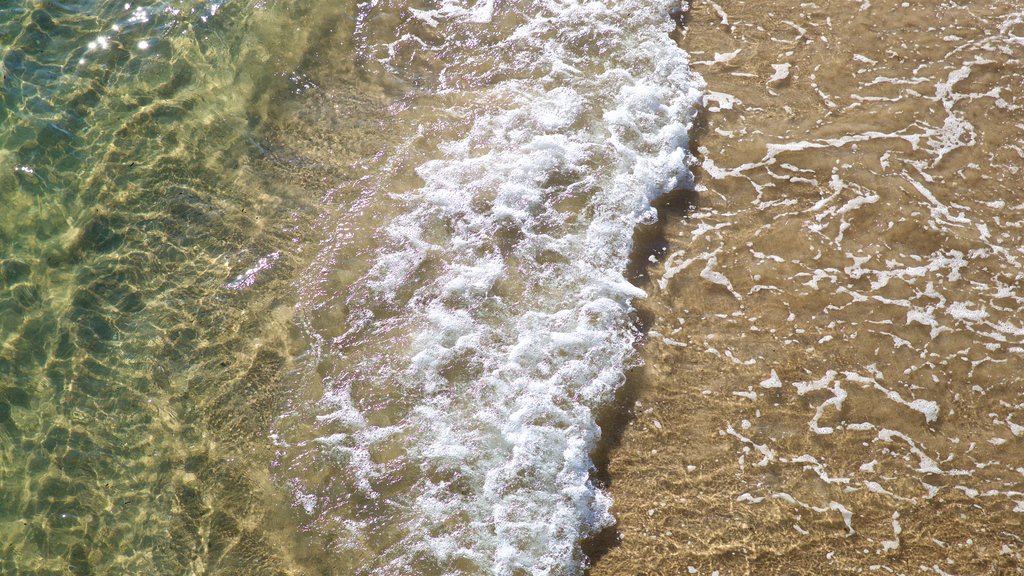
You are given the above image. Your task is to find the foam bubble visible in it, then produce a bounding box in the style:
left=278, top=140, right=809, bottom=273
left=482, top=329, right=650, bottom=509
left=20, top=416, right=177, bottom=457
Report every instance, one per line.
left=284, top=0, right=704, bottom=573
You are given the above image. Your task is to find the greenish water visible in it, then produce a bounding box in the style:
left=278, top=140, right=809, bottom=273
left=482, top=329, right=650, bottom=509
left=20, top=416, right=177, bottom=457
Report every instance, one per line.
left=0, top=1, right=372, bottom=573
left=0, top=0, right=708, bottom=573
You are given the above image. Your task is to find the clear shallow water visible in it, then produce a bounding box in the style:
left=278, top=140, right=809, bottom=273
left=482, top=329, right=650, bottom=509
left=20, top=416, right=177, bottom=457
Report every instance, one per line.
left=0, top=1, right=366, bottom=573
left=1, top=0, right=704, bottom=574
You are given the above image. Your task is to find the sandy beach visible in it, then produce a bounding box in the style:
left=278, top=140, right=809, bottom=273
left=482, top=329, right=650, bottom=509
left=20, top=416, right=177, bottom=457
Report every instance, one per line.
left=591, top=1, right=1024, bottom=574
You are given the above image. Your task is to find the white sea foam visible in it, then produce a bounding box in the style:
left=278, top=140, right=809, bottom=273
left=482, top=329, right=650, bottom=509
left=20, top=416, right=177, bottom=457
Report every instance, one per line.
left=286, top=0, right=703, bottom=574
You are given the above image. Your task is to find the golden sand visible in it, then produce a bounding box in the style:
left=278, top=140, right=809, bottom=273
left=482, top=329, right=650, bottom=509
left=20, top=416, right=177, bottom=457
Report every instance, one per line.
left=591, top=1, right=1024, bottom=574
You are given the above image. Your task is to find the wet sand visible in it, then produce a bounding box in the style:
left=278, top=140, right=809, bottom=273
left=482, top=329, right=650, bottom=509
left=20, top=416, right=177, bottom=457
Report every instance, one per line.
left=592, top=1, right=1024, bottom=574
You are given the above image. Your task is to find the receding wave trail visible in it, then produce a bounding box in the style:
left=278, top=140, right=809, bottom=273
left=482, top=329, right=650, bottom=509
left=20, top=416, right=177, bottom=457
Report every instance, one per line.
left=277, top=0, right=703, bottom=573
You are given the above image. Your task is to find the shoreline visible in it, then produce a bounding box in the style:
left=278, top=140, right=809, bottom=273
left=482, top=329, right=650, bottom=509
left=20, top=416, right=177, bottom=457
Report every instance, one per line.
left=590, top=0, right=1024, bottom=573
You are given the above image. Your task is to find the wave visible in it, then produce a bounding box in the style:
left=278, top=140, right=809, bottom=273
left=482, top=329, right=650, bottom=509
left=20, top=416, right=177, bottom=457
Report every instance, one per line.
left=281, top=0, right=703, bottom=573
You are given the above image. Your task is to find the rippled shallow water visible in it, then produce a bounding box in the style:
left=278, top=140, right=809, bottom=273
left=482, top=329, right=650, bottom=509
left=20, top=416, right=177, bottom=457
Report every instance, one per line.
left=1, top=0, right=702, bottom=574
left=0, top=1, right=370, bottom=573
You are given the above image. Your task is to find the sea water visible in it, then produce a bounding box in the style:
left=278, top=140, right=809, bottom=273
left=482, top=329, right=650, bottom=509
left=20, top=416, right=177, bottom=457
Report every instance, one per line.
left=1, top=0, right=702, bottom=574
left=0, top=0, right=364, bottom=573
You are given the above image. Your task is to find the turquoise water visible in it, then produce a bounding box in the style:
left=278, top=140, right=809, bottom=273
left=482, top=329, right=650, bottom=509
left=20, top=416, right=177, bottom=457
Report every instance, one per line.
left=0, top=1, right=363, bottom=572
